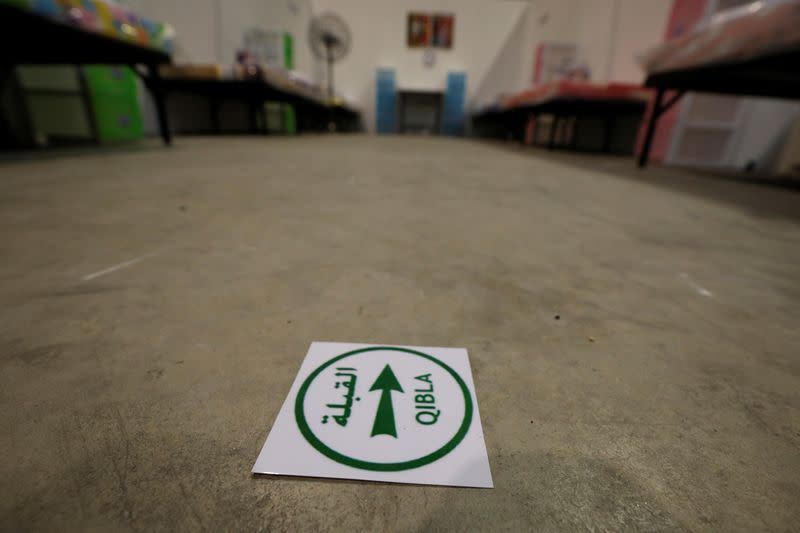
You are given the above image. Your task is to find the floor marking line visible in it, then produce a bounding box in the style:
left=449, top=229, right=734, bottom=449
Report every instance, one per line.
left=82, top=252, right=157, bottom=282
left=679, top=272, right=713, bottom=298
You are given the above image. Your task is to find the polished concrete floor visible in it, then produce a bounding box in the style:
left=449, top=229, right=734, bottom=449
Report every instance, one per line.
left=1, top=136, right=799, bottom=531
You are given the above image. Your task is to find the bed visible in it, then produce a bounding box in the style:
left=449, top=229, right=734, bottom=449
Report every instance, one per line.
left=502, top=81, right=651, bottom=109
left=473, top=81, right=651, bottom=154
left=637, top=0, right=800, bottom=167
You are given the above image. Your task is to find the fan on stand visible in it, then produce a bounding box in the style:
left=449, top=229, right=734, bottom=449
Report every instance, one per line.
left=308, top=12, right=351, bottom=131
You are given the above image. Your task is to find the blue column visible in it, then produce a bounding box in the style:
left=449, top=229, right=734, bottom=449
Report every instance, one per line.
left=375, top=68, right=396, bottom=134
left=442, top=71, right=466, bottom=136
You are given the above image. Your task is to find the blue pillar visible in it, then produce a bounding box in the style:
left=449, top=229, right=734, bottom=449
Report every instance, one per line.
left=442, top=71, right=466, bottom=136
left=375, top=68, right=396, bottom=134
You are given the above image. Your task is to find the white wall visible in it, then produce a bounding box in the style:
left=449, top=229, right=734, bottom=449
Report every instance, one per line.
left=120, top=0, right=318, bottom=75
left=311, top=0, right=528, bottom=131
left=218, top=0, right=317, bottom=74
left=574, top=0, right=617, bottom=81
left=470, top=7, right=532, bottom=110
left=120, top=0, right=319, bottom=134
left=472, top=0, right=581, bottom=109
left=572, top=0, right=671, bottom=84
left=607, top=0, right=671, bottom=82
left=118, top=0, right=221, bottom=63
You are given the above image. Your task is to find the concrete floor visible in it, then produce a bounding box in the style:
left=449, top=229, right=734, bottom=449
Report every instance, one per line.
left=1, top=136, right=799, bottom=531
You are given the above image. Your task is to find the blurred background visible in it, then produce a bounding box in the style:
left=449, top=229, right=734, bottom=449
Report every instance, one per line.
left=0, top=0, right=798, bottom=175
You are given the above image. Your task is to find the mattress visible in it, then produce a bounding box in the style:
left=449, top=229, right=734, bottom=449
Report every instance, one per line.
left=640, top=0, right=800, bottom=74
left=502, top=81, right=651, bottom=110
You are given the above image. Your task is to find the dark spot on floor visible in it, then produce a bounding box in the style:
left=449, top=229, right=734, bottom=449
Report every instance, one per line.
left=6, top=343, right=64, bottom=365
left=37, top=285, right=125, bottom=298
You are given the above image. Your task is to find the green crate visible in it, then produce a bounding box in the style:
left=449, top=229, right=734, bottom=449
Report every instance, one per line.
left=84, top=66, right=143, bottom=141
left=84, top=65, right=137, bottom=98
left=283, top=104, right=296, bottom=135
left=92, top=93, right=144, bottom=141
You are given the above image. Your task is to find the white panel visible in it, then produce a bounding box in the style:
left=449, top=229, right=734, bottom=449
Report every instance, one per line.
left=27, top=95, right=92, bottom=138
left=685, top=94, right=741, bottom=123
left=728, top=98, right=800, bottom=170
left=16, top=66, right=81, bottom=91
left=675, top=128, right=731, bottom=163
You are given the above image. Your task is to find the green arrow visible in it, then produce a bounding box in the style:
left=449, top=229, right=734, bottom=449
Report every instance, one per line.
left=369, top=364, right=404, bottom=438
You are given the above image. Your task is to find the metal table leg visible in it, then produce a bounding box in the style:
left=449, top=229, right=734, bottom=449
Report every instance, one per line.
left=638, top=87, right=684, bottom=168
left=145, top=64, right=171, bottom=145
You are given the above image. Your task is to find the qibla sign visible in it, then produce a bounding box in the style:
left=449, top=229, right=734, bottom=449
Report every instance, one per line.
left=253, top=343, right=493, bottom=488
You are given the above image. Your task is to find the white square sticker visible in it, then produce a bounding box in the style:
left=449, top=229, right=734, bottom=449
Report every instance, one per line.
left=252, top=342, right=493, bottom=488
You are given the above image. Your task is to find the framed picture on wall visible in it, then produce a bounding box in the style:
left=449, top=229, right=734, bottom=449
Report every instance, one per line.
left=432, top=14, right=454, bottom=49
left=407, top=13, right=431, bottom=47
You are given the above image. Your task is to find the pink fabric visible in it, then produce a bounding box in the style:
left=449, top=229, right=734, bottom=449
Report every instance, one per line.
left=641, top=0, right=800, bottom=73
left=502, top=81, right=651, bottom=109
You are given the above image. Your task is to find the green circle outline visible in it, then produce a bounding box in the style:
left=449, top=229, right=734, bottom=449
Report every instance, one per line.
left=294, top=346, right=473, bottom=471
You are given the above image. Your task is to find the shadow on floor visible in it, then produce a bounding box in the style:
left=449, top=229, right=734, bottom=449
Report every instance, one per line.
left=0, top=138, right=172, bottom=164
left=420, top=451, right=689, bottom=531
left=475, top=139, right=800, bottom=224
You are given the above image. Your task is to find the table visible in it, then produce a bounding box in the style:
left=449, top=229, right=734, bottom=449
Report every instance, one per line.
left=515, top=97, right=646, bottom=153
left=160, top=77, right=361, bottom=135
left=637, top=45, right=800, bottom=168
left=0, top=4, right=172, bottom=145
left=473, top=83, right=648, bottom=154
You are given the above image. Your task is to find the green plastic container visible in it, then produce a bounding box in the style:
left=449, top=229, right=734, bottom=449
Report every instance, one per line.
left=91, top=93, right=143, bottom=141
left=283, top=105, right=296, bottom=135
left=84, top=66, right=143, bottom=141
left=84, top=66, right=138, bottom=98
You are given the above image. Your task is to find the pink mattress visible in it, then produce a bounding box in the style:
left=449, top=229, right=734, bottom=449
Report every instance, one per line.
left=641, top=0, right=800, bottom=74
left=502, top=81, right=651, bottom=110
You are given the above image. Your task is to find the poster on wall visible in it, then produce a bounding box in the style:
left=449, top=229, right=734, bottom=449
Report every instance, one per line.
left=432, top=14, right=454, bottom=49
left=243, top=28, right=281, bottom=66
left=532, top=42, right=578, bottom=85
left=407, top=13, right=431, bottom=47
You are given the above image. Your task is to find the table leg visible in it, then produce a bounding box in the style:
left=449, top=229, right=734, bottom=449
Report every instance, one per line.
left=602, top=114, right=614, bottom=154
left=209, top=97, right=221, bottom=134
left=247, top=100, right=258, bottom=133
left=638, top=87, right=663, bottom=168
left=548, top=114, right=560, bottom=150
left=75, top=66, right=100, bottom=144
left=294, top=102, right=304, bottom=133
left=571, top=116, right=580, bottom=151
left=0, top=66, right=16, bottom=146
left=147, top=64, right=171, bottom=146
